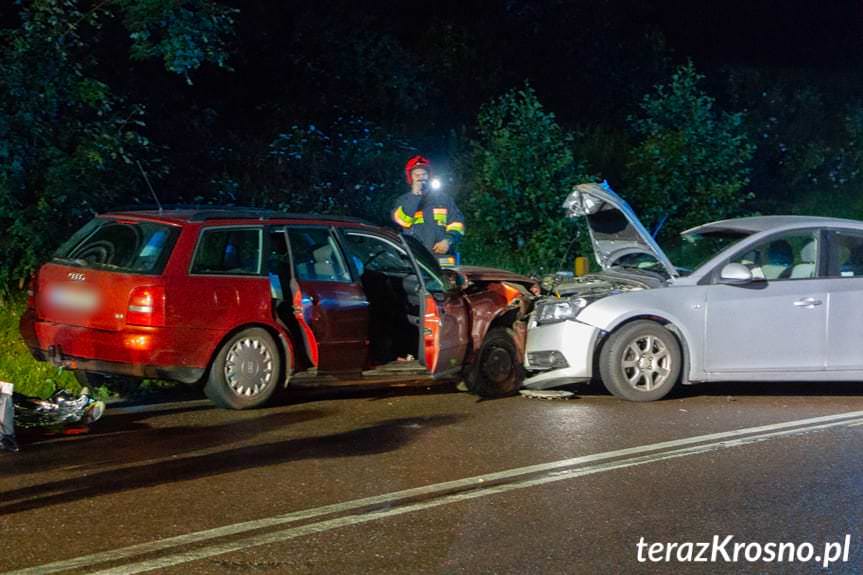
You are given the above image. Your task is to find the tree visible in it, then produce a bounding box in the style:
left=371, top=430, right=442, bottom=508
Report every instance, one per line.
left=725, top=68, right=863, bottom=219
left=625, top=62, right=755, bottom=240
left=458, top=85, right=592, bottom=274
left=252, top=117, right=413, bottom=224
left=0, top=0, right=236, bottom=295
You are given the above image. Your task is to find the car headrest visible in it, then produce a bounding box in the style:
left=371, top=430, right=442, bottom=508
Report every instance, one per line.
left=766, top=241, right=793, bottom=266
left=799, top=240, right=817, bottom=264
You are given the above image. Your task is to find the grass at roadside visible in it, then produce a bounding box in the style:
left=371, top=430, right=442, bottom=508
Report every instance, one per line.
left=0, top=293, right=79, bottom=398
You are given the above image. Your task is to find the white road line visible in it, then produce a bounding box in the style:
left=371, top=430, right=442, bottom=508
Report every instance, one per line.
left=6, top=409, right=863, bottom=575
left=88, top=415, right=863, bottom=575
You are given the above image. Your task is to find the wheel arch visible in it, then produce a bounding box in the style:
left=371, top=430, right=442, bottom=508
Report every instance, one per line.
left=489, top=307, right=520, bottom=332
left=203, top=322, right=295, bottom=388
left=594, top=314, right=693, bottom=386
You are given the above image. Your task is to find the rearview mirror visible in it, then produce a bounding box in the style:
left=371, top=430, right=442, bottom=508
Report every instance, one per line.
left=719, top=263, right=755, bottom=285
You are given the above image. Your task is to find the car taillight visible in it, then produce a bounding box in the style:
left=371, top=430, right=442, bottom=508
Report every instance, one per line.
left=127, top=286, right=166, bottom=327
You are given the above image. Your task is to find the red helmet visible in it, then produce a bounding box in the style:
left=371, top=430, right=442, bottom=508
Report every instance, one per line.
left=404, top=155, right=431, bottom=184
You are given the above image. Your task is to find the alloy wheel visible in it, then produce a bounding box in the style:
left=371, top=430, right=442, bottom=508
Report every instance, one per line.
left=224, top=337, right=274, bottom=397
left=620, top=334, right=673, bottom=392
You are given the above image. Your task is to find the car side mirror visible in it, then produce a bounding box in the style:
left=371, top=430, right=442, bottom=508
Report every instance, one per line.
left=719, top=262, right=756, bottom=285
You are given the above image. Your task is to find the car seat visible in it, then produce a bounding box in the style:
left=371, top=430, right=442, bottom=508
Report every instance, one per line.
left=841, top=244, right=863, bottom=277
left=312, top=243, right=346, bottom=281
left=761, top=240, right=793, bottom=280
left=789, top=240, right=817, bottom=279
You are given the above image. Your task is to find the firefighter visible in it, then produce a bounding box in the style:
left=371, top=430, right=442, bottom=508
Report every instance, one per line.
left=392, top=155, right=465, bottom=254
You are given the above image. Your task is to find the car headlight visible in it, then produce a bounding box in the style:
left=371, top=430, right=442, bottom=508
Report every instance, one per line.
left=535, top=297, right=589, bottom=325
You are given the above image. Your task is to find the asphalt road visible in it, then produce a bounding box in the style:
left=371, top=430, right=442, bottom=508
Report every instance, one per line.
left=4, top=380, right=863, bottom=574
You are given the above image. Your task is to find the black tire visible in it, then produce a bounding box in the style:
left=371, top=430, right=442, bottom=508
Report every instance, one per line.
left=466, top=327, right=523, bottom=398
left=205, top=327, right=282, bottom=410
left=598, top=320, right=681, bottom=402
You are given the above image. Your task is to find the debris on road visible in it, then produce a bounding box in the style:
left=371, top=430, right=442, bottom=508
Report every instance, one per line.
left=519, top=389, right=575, bottom=400
left=14, top=387, right=105, bottom=430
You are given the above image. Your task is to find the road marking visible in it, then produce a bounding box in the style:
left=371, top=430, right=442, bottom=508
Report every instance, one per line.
left=88, top=415, right=863, bottom=575
left=7, top=410, right=863, bottom=575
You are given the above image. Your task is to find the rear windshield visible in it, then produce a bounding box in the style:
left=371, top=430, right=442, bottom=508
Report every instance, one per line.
left=53, top=217, right=179, bottom=275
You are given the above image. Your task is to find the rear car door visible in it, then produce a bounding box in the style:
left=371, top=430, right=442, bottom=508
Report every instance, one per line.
left=704, top=230, right=827, bottom=373
left=287, top=226, right=369, bottom=372
left=822, top=229, right=863, bottom=371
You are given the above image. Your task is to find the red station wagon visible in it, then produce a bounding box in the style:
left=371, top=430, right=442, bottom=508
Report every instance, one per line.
left=20, top=209, right=537, bottom=408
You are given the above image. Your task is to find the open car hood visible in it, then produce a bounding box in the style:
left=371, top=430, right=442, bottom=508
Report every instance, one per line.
left=563, top=182, right=677, bottom=278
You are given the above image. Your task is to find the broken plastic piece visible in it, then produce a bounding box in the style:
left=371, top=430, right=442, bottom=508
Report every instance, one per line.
left=519, top=389, right=575, bottom=400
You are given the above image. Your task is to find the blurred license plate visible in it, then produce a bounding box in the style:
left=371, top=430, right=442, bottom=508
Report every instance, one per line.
left=48, top=284, right=100, bottom=312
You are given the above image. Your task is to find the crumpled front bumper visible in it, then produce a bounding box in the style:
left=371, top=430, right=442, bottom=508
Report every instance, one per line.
left=523, top=319, right=602, bottom=390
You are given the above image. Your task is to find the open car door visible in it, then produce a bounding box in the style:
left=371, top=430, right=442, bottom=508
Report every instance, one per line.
left=399, top=235, right=469, bottom=379
left=268, top=227, right=319, bottom=368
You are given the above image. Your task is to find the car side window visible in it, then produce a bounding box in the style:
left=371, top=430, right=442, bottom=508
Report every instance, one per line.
left=728, top=231, right=819, bottom=281
left=287, top=228, right=351, bottom=283
left=191, top=227, right=262, bottom=275
left=341, top=232, right=414, bottom=276
left=826, top=230, right=863, bottom=278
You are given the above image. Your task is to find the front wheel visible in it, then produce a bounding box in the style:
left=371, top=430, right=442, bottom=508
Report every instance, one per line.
left=205, top=328, right=282, bottom=409
left=466, top=327, right=523, bottom=398
left=598, top=320, right=681, bottom=402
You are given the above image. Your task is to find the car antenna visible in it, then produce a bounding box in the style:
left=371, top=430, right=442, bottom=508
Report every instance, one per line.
left=136, top=160, right=163, bottom=213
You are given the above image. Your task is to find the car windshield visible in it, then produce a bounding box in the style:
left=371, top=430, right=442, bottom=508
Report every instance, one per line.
left=663, top=230, right=752, bottom=275
left=53, top=217, right=179, bottom=275
left=609, top=230, right=752, bottom=277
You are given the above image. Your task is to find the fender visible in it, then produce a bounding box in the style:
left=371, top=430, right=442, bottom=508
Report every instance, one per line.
left=466, top=282, right=534, bottom=358
left=582, top=308, right=700, bottom=384
left=203, top=319, right=297, bottom=386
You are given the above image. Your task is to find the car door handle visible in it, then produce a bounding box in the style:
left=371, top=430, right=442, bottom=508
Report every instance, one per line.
left=793, top=297, right=822, bottom=308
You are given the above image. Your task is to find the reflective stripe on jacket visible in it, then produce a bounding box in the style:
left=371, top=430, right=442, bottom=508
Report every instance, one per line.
left=391, top=191, right=465, bottom=253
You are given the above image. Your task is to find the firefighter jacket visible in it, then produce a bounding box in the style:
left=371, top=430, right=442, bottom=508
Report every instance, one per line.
left=392, top=191, right=465, bottom=253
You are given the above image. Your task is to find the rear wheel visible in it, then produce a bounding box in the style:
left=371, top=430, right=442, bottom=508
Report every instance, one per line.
left=466, top=327, right=523, bottom=398
left=205, top=328, right=282, bottom=409
left=598, top=320, right=681, bottom=402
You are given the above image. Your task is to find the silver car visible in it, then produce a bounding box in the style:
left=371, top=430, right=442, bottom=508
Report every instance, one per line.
left=524, top=182, right=863, bottom=401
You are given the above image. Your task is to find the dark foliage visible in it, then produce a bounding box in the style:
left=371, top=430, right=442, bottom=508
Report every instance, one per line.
left=2, top=0, right=863, bottom=293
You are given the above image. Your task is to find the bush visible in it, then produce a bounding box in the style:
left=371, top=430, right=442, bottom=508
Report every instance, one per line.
left=625, top=62, right=755, bottom=240
left=262, top=117, right=413, bottom=224
left=0, top=0, right=236, bottom=297
left=0, top=295, right=78, bottom=398
left=458, top=85, right=593, bottom=275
